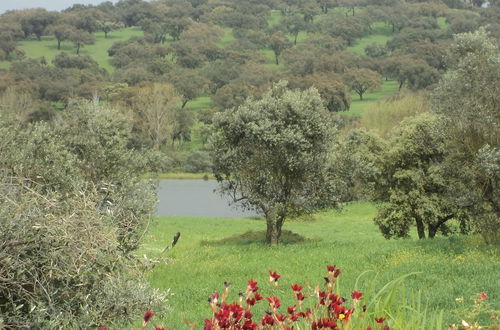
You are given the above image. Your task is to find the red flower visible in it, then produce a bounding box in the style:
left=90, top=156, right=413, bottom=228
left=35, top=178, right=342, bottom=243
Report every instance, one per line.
left=287, top=305, right=296, bottom=314
left=255, top=292, right=264, bottom=301
left=267, top=296, right=281, bottom=309
left=246, top=298, right=257, bottom=306
left=209, top=292, right=219, bottom=304
left=244, top=310, right=253, bottom=319
left=155, top=328, right=165, bottom=330
left=261, top=315, right=274, bottom=326
left=276, top=314, right=286, bottom=322
left=375, top=317, right=386, bottom=324
left=327, top=265, right=336, bottom=272
left=295, top=292, right=305, bottom=301
left=247, top=280, right=259, bottom=292
left=204, top=318, right=213, bottom=330
left=367, top=327, right=373, bottom=330
left=383, top=326, right=390, bottom=330
left=243, top=320, right=258, bottom=330
left=268, top=270, right=281, bottom=282
left=291, top=284, right=304, bottom=292
left=99, top=327, right=108, bottom=330
left=143, top=310, right=154, bottom=323
left=479, top=292, right=488, bottom=301
left=351, top=291, right=363, bottom=300
left=327, top=265, right=341, bottom=278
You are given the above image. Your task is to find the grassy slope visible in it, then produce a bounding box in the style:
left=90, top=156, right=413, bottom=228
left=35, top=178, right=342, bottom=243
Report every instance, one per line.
left=141, top=202, right=499, bottom=328
left=0, top=27, right=144, bottom=72
left=346, top=80, right=400, bottom=116
left=347, top=22, right=393, bottom=56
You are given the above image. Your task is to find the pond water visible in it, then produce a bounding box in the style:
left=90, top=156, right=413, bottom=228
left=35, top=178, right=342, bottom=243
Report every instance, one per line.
left=156, top=179, right=259, bottom=218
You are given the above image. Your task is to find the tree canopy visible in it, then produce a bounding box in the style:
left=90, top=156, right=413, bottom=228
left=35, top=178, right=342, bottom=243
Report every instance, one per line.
left=211, top=81, right=339, bottom=244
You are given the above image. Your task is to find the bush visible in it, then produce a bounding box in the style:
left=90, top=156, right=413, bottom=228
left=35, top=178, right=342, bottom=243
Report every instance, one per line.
left=185, top=150, right=213, bottom=173
left=0, top=177, right=167, bottom=328
left=0, top=101, right=166, bottom=327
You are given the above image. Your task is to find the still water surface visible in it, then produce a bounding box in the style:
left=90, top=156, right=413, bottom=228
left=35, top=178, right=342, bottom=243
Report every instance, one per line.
left=156, top=179, right=259, bottom=218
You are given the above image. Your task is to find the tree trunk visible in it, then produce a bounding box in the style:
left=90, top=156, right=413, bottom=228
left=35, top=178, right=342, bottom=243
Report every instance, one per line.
left=265, top=212, right=284, bottom=245
left=416, top=217, right=426, bottom=239
left=358, top=92, right=363, bottom=100
left=57, top=40, right=61, bottom=50
left=275, top=54, right=279, bottom=65
left=104, top=31, right=108, bottom=38
left=428, top=215, right=453, bottom=238
left=76, top=43, right=81, bottom=55
left=428, top=224, right=438, bottom=238
left=294, top=34, right=298, bottom=45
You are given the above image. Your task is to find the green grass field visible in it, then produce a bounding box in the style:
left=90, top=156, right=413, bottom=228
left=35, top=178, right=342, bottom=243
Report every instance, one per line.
left=346, top=79, right=400, bottom=116
left=0, top=27, right=144, bottom=72
left=347, top=22, right=394, bottom=56
left=140, top=202, right=499, bottom=328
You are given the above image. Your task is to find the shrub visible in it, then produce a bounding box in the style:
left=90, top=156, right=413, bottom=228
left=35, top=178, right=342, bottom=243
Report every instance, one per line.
left=0, top=177, right=167, bottom=328
left=0, top=101, right=166, bottom=327
left=185, top=150, right=213, bottom=173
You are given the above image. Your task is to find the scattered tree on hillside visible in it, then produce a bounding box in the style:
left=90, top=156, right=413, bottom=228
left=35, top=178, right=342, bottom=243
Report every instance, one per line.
left=281, top=14, right=307, bottom=45
left=99, top=21, right=122, bottom=38
left=45, top=24, right=74, bottom=50
left=345, top=68, right=381, bottom=100
left=211, top=81, right=339, bottom=245
left=289, top=73, right=351, bottom=112
left=69, top=29, right=94, bottom=55
left=19, top=9, right=59, bottom=40
left=167, top=68, right=208, bottom=109
left=268, top=31, right=291, bottom=65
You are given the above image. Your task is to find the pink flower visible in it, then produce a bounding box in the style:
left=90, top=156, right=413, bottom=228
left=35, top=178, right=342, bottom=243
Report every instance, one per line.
left=479, top=292, right=488, bottom=301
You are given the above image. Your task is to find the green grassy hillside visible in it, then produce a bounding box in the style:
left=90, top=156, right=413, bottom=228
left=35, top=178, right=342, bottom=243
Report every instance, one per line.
left=140, top=202, right=499, bottom=328
left=0, top=27, right=144, bottom=72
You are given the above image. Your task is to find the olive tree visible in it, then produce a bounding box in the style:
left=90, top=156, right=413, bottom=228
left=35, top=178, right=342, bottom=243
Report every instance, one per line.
left=210, top=81, right=339, bottom=245
left=373, top=113, right=469, bottom=239
left=433, top=28, right=500, bottom=243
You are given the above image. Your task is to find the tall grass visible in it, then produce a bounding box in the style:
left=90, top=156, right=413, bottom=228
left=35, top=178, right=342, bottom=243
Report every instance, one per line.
left=359, top=93, right=430, bottom=137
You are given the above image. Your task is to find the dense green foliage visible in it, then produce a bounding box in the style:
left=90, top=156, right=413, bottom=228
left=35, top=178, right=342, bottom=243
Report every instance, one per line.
left=211, top=82, right=338, bottom=244
left=0, top=101, right=165, bottom=328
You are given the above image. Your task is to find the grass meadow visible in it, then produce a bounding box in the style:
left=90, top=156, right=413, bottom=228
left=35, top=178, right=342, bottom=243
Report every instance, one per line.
left=140, top=203, right=499, bottom=328
left=0, top=26, right=144, bottom=72
left=347, top=22, right=394, bottom=56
